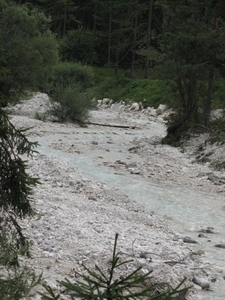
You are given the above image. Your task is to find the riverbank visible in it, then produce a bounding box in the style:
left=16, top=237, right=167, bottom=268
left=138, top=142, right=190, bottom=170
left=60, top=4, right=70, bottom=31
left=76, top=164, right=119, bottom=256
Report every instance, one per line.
left=7, top=93, right=225, bottom=299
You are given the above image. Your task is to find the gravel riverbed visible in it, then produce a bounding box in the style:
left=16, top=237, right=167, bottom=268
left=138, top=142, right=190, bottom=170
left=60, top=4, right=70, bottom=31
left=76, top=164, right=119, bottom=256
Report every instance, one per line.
left=7, top=93, right=225, bottom=299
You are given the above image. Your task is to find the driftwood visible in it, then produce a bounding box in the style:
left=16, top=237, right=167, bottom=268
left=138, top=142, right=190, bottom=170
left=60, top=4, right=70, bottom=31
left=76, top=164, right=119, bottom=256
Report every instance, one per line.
left=86, top=121, right=136, bottom=129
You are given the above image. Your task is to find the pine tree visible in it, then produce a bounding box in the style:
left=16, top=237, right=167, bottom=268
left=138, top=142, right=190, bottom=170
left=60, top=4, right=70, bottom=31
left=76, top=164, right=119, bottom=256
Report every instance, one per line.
left=157, top=0, right=225, bottom=143
left=0, top=109, right=39, bottom=253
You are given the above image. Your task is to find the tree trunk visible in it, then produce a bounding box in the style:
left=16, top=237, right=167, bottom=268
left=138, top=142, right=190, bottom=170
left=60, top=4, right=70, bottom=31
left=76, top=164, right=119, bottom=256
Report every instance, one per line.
left=114, top=25, right=122, bottom=75
left=107, top=10, right=112, bottom=66
left=204, top=66, right=214, bottom=128
left=131, top=4, right=138, bottom=76
left=93, top=0, right=97, bottom=31
left=144, top=0, right=153, bottom=79
left=63, top=4, right=67, bottom=38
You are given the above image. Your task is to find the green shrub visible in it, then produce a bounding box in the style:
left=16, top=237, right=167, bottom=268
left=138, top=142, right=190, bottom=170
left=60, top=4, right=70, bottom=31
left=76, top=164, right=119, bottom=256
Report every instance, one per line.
left=51, top=84, right=94, bottom=124
left=91, top=67, right=174, bottom=107
left=52, top=62, right=95, bottom=91
left=0, top=3, right=58, bottom=101
left=0, top=265, right=41, bottom=300
left=112, top=79, right=173, bottom=108
left=49, top=62, right=95, bottom=124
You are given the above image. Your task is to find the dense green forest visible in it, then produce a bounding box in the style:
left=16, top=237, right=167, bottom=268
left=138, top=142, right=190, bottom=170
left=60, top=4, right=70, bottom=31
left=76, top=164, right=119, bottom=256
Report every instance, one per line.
left=1, top=0, right=225, bottom=140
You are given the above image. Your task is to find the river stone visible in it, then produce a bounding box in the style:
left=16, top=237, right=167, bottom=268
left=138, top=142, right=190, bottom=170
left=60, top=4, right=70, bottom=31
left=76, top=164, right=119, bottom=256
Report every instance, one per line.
left=199, top=227, right=215, bottom=234
left=193, top=276, right=210, bottom=290
left=183, top=237, right=198, bottom=244
left=198, top=233, right=207, bottom=238
left=215, top=244, right=225, bottom=249
left=128, top=167, right=141, bottom=174
left=208, top=173, right=220, bottom=183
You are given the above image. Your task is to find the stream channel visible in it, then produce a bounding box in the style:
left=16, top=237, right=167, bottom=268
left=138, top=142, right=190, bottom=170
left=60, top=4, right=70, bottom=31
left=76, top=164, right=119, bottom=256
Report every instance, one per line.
left=34, top=121, right=225, bottom=300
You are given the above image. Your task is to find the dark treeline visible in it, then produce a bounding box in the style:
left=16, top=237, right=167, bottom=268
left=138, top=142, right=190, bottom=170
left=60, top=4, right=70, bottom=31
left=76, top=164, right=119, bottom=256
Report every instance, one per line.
left=1, top=0, right=225, bottom=142
left=13, top=0, right=159, bottom=74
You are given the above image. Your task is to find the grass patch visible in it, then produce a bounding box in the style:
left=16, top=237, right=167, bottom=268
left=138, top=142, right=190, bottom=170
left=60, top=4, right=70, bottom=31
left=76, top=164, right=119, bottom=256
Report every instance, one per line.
left=91, top=67, right=173, bottom=108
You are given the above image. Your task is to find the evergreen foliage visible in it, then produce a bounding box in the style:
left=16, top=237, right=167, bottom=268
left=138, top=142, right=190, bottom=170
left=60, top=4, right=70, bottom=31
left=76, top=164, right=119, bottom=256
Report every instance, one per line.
left=0, top=2, right=58, bottom=103
left=0, top=234, right=42, bottom=300
left=60, top=27, right=98, bottom=64
left=40, top=234, right=188, bottom=300
left=0, top=109, right=42, bottom=299
left=3, top=1, right=225, bottom=135
left=0, top=109, right=39, bottom=250
left=157, top=0, right=225, bottom=142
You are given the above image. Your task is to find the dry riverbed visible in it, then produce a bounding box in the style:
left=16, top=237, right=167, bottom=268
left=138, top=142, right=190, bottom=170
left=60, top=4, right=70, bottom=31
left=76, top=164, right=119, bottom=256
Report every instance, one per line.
left=7, top=93, right=225, bottom=299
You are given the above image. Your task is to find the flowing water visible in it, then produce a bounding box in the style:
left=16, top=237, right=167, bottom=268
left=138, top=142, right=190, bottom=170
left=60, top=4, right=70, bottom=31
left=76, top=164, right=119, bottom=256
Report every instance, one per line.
left=34, top=124, right=225, bottom=299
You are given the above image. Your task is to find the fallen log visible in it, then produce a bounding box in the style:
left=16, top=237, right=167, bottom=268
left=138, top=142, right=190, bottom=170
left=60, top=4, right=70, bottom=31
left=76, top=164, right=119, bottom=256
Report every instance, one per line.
left=86, top=121, right=137, bottom=129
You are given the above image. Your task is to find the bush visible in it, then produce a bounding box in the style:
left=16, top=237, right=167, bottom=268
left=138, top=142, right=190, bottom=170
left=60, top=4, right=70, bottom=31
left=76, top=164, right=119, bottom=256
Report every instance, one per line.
left=51, top=84, right=94, bottom=124
left=49, top=62, right=95, bottom=124
left=0, top=3, right=58, bottom=101
left=110, top=79, right=173, bottom=108
left=51, top=62, right=95, bottom=91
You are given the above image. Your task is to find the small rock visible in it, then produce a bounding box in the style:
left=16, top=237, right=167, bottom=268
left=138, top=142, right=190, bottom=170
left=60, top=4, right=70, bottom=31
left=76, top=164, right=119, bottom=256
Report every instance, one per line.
left=129, top=168, right=141, bottom=174
left=199, top=227, right=215, bottom=234
left=116, top=160, right=126, bottom=165
left=196, top=250, right=205, bottom=255
left=88, top=195, right=97, bottom=201
left=198, top=233, right=207, bottom=238
left=183, top=236, right=198, bottom=244
left=208, top=173, right=220, bottom=183
left=215, top=244, right=225, bottom=249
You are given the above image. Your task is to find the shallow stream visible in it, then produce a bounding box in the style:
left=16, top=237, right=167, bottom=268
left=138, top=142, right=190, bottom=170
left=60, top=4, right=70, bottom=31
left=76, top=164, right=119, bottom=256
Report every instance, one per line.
left=35, top=123, right=225, bottom=300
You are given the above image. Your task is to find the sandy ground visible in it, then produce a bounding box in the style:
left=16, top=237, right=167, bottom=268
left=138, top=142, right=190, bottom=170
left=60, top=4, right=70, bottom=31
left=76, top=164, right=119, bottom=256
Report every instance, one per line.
left=6, top=93, right=225, bottom=299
